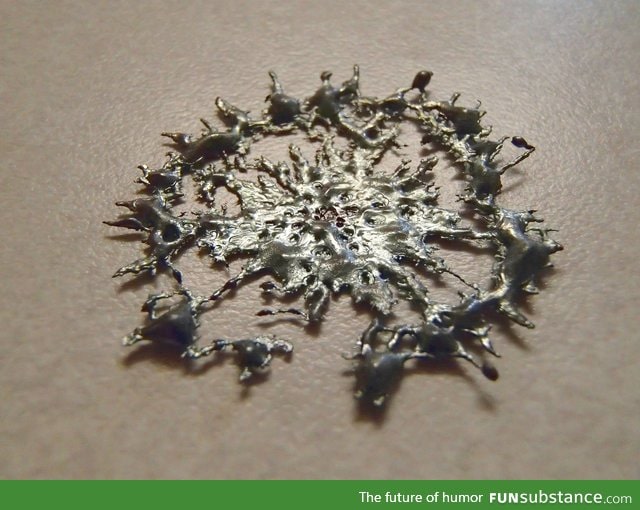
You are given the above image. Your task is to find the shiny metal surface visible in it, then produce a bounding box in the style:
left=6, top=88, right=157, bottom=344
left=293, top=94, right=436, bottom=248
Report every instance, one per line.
left=106, top=67, right=561, bottom=407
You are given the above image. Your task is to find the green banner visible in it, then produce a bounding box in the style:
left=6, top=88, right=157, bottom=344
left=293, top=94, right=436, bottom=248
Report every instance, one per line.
left=2, top=481, right=637, bottom=510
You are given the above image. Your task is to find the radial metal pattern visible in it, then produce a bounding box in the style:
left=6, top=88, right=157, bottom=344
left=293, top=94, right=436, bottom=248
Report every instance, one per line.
left=106, top=67, right=562, bottom=406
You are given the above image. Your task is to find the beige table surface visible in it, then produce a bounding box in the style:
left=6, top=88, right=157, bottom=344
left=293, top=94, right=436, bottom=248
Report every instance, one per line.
left=1, top=0, right=638, bottom=479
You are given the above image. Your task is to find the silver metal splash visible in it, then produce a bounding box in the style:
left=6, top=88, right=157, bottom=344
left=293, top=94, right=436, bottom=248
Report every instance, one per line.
left=106, top=67, right=562, bottom=406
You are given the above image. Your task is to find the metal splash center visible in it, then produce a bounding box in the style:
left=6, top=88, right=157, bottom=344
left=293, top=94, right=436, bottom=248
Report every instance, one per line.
left=106, top=67, right=562, bottom=406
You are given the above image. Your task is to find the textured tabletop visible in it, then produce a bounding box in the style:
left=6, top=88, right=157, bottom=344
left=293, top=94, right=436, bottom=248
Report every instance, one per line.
left=1, top=0, right=638, bottom=479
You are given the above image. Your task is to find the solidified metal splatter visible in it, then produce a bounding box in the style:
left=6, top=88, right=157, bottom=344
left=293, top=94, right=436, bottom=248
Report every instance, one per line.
left=107, top=67, right=562, bottom=407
